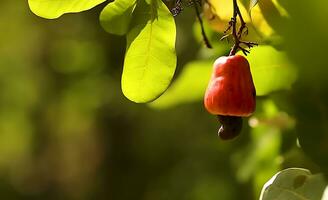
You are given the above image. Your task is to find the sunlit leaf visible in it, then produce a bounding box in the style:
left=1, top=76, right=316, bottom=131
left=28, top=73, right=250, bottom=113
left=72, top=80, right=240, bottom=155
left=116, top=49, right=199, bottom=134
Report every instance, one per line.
left=251, top=0, right=288, bottom=36
left=100, top=0, right=136, bottom=35
left=260, top=168, right=327, bottom=200
left=204, top=0, right=262, bottom=40
left=28, top=0, right=106, bottom=19
left=249, top=0, right=259, bottom=11
left=150, top=60, right=214, bottom=109
left=242, top=45, right=297, bottom=96
left=204, top=0, right=251, bottom=33
left=122, top=0, right=177, bottom=103
left=205, top=0, right=287, bottom=41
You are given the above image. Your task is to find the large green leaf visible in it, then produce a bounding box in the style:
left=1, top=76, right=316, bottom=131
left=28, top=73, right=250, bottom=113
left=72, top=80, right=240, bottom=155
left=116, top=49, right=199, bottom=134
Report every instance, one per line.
left=100, top=0, right=136, bottom=35
left=122, top=0, right=177, bottom=103
left=260, top=168, right=327, bottom=200
left=243, top=45, right=297, bottom=96
left=28, top=0, right=106, bottom=19
left=150, top=60, right=214, bottom=109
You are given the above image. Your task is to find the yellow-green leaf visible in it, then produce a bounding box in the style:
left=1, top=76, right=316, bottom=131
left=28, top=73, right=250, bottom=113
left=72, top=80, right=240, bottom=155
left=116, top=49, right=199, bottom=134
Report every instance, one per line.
left=249, top=0, right=259, bottom=11
left=28, top=0, right=106, bottom=19
left=122, top=0, right=177, bottom=103
left=100, top=0, right=136, bottom=35
left=242, top=46, right=297, bottom=96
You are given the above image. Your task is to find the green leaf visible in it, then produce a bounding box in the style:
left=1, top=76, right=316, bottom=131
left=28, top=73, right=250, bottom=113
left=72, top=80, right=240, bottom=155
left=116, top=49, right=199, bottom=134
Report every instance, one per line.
left=241, top=45, right=297, bottom=96
left=260, top=168, right=327, bottom=200
left=100, top=0, right=136, bottom=35
left=28, top=0, right=106, bottom=19
left=150, top=60, right=214, bottom=109
left=122, top=0, right=177, bottom=103
left=254, top=0, right=288, bottom=35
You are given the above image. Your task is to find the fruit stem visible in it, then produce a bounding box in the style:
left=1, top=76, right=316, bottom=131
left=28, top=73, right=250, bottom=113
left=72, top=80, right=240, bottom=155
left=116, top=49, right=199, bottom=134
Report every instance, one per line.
left=229, top=0, right=238, bottom=56
left=227, top=0, right=257, bottom=56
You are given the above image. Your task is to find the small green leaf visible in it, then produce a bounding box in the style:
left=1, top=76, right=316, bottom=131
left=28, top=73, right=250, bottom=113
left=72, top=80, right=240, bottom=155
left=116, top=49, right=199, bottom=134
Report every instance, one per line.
left=28, top=0, right=106, bottom=19
left=150, top=60, right=214, bottom=109
left=260, top=168, right=327, bottom=200
left=122, top=0, right=177, bottom=103
left=100, top=0, right=136, bottom=35
left=241, top=45, right=297, bottom=96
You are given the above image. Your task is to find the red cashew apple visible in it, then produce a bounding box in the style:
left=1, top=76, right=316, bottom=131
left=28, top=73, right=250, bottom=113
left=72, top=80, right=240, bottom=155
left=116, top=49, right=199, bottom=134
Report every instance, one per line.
left=204, top=55, right=256, bottom=116
left=204, top=55, right=256, bottom=139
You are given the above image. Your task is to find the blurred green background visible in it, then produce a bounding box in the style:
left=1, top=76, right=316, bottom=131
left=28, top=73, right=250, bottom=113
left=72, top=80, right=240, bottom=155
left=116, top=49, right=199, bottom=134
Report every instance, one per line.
left=0, top=0, right=328, bottom=199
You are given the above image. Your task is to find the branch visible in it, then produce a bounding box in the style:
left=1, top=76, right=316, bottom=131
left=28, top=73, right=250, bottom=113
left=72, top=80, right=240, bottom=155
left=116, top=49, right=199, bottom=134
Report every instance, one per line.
left=192, top=0, right=212, bottom=48
left=222, top=0, right=257, bottom=56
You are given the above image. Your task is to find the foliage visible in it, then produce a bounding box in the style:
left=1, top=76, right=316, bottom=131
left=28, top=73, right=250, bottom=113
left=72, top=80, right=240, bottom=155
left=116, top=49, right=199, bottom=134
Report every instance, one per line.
left=100, top=0, right=137, bottom=35
left=28, top=0, right=106, bottom=19
left=121, top=0, right=176, bottom=103
left=260, top=168, right=327, bottom=200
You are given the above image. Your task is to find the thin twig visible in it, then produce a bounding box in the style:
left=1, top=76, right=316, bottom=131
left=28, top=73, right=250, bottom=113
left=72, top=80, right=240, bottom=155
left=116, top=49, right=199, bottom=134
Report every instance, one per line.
left=228, top=0, right=257, bottom=56
left=192, top=0, right=212, bottom=48
left=235, top=2, right=247, bottom=38
left=229, top=0, right=239, bottom=55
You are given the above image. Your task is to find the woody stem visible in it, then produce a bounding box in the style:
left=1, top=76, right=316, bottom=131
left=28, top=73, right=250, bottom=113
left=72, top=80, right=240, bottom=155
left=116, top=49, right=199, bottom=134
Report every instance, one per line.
left=192, top=0, right=212, bottom=48
left=229, top=0, right=240, bottom=56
